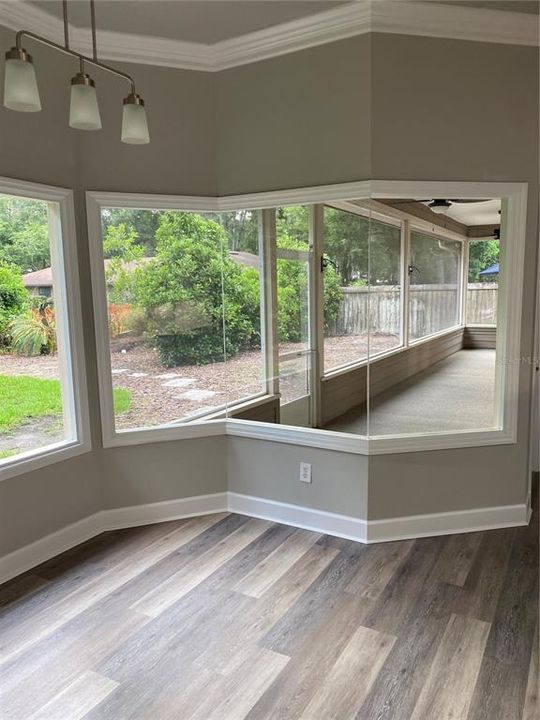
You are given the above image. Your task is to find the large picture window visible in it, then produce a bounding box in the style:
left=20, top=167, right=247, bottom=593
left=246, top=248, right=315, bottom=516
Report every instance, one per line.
left=88, top=182, right=525, bottom=455
left=0, top=182, right=87, bottom=473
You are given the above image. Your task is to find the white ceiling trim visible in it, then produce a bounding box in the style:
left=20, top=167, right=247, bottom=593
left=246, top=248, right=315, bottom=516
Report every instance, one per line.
left=0, top=1, right=537, bottom=73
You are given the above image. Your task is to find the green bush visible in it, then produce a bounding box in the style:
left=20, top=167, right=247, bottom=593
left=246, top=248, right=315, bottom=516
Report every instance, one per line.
left=276, top=236, right=342, bottom=343
left=0, top=262, right=29, bottom=349
left=133, top=212, right=261, bottom=366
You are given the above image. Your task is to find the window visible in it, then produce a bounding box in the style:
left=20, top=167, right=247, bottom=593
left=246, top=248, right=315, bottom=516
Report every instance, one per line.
left=99, top=206, right=264, bottom=432
left=409, top=231, right=462, bottom=341
left=0, top=184, right=87, bottom=471
left=467, top=239, right=499, bottom=325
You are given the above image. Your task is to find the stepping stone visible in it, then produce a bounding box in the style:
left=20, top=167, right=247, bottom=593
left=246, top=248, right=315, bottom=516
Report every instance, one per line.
left=156, top=373, right=182, bottom=379
left=111, top=369, right=128, bottom=375
left=129, top=372, right=148, bottom=377
left=162, top=378, right=196, bottom=388
left=176, top=389, right=217, bottom=402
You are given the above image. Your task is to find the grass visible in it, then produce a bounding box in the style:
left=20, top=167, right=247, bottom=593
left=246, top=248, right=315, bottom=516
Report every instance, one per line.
left=0, top=375, right=132, bottom=433
left=0, top=448, right=19, bottom=459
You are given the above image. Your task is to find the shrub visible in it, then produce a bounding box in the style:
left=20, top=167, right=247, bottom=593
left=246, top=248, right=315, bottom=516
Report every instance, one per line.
left=10, top=305, right=56, bottom=356
left=108, top=303, right=133, bottom=337
left=0, top=262, right=29, bottom=349
left=133, top=212, right=261, bottom=366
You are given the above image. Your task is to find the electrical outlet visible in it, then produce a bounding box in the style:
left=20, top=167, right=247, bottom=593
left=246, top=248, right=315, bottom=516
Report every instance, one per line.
left=299, top=462, right=312, bottom=483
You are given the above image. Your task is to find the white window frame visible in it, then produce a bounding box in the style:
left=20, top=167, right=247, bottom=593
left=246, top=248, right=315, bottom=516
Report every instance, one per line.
left=87, top=180, right=527, bottom=455
left=0, top=177, right=90, bottom=481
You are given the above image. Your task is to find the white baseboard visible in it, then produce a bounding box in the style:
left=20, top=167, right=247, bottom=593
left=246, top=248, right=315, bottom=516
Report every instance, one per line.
left=104, top=492, right=228, bottom=531
left=0, top=492, right=529, bottom=584
left=0, top=513, right=106, bottom=586
left=366, top=502, right=530, bottom=543
left=0, top=492, right=227, bottom=585
left=228, top=492, right=368, bottom=542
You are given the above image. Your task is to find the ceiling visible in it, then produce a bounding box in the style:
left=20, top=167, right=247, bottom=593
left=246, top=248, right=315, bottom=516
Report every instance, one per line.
left=424, top=198, right=502, bottom=226
left=29, top=1, right=349, bottom=44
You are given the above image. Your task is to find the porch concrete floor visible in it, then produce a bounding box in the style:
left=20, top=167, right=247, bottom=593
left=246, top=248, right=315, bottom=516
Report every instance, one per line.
left=324, top=349, right=497, bottom=436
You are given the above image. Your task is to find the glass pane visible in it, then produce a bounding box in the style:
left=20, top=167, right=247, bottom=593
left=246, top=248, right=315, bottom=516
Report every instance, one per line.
left=467, top=239, right=499, bottom=324
left=368, top=218, right=402, bottom=356
left=102, top=210, right=220, bottom=428
left=101, top=207, right=266, bottom=430
left=276, top=257, right=309, bottom=354
left=367, top=199, right=500, bottom=439
left=276, top=205, right=309, bottom=249
left=409, top=231, right=462, bottom=341
left=0, top=195, right=71, bottom=461
left=279, top=354, right=310, bottom=406
left=218, top=210, right=265, bottom=411
left=323, top=206, right=369, bottom=372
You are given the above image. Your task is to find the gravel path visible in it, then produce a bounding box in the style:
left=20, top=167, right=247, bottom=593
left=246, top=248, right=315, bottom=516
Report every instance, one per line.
left=0, top=332, right=399, bottom=431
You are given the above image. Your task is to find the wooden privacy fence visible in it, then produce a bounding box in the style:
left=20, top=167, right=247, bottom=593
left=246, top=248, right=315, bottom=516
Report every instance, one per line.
left=329, top=283, right=498, bottom=338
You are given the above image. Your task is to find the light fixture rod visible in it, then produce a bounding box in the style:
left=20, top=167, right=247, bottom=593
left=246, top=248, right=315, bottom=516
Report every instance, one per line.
left=14, top=29, right=136, bottom=94
left=90, top=0, right=97, bottom=61
left=62, top=0, right=69, bottom=49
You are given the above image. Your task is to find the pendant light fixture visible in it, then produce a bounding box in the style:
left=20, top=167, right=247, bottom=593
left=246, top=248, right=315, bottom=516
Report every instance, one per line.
left=3, top=0, right=149, bottom=144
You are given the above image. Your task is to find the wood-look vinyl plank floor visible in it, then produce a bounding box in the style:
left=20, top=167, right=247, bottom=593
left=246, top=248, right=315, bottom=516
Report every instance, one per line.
left=0, top=504, right=537, bottom=720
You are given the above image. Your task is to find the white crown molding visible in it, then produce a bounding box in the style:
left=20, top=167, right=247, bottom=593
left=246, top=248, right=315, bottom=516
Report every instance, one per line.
left=0, top=1, right=537, bottom=74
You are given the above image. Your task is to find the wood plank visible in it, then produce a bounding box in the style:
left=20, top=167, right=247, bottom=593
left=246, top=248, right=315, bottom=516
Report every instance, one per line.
left=451, top=527, right=516, bottom=623
left=357, top=580, right=462, bottom=720
left=130, top=518, right=273, bottom=617
left=345, top=539, right=414, bottom=599
left=0, top=513, right=229, bottom=666
left=232, top=528, right=321, bottom=598
left=189, top=647, right=290, bottom=720
left=197, top=543, right=340, bottom=676
left=362, top=536, right=445, bottom=636
left=299, top=624, right=395, bottom=720
left=261, top=541, right=368, bottom=657
left=430, top=531, right=483, bottom=586
left=522, top=623, right=539, bottom=720
left=410, top=613, right=490, bottom=720
left=245, top=592, right=371, bottom=720
left=28, top=671, right=119, bottom=720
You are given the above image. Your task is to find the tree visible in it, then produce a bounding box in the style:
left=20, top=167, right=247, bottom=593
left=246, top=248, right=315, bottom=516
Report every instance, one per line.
left=0, top=196, right=50, bottom=272
left=101, top=208, right=161, bottom=256
left=132, top=212, right=260, bottom=366
left=468, top=239, right=499, bottom=283
left=0, top=262, right=29, bottom=348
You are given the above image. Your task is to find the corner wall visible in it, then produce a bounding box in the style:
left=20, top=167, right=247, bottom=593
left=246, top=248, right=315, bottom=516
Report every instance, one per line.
left=368, top=33, right=539, bottom=518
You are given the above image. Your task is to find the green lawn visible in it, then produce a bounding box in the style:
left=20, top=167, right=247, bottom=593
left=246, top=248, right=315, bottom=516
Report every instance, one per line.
left=0, top=375, right=131, bottom=433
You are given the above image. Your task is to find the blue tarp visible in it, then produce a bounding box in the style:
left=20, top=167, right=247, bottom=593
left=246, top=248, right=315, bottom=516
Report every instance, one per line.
left=479, top=263, right=499, bottom=276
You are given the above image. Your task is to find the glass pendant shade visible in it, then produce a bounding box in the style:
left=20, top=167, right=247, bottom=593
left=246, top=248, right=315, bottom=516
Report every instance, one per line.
left=3, top=49, right=41, bottom=112
left=69, top=74, right=102, bottom=130
left=121, top=94, right=149, bottom=144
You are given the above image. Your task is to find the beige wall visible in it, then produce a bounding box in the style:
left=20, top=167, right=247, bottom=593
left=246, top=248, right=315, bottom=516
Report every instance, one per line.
left=0, top=25, right=538, bottom=556
left=368, top=34, right=539, bottom=518
left=216, top=35, right=371, bottom=195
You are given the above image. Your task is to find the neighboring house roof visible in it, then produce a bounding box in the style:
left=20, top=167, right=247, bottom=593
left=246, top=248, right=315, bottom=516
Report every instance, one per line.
left=22, top=251, right=260, bottom=288
left=229, top=251, right=259, bottom=269
left=21, top=267, right=53, bottom=288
